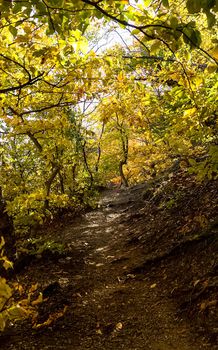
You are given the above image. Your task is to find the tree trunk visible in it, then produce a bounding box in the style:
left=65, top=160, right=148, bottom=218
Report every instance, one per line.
left=58, top=170, right=65, bottom=194
left=119, top=160, right=129, bottom=187
left=115, top=113, right=129, bottom=187
left=82, top=141, right=94, bottom=188
left=44, top=166, right=60, bottom=210
left=0, top=190, right=15, bottom=263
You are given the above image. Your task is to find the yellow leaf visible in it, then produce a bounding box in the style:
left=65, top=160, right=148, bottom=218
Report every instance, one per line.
left=0, top=278, right=12, bottom=300
left=18, top=298, right=30, bottom=307
left=7, top=305, right=28, bottom=320
left=207, top=64, right=217, bottom=74
left=33, top=306, right=68, bottom=329
left=117, top=71, right=124, bottom=82
left=193, top=77, right=203, bottom=88
left=210, top=46, right=218, bottom=60
left=150, top=283, right=157, bottom=289
left=0, top=314, right=6, bottom=331
left=183, top=107, right=197, bottom=118
left=115, top=322, right=123, bottom=331
left=0, top=236, right=5, bottom=250
left=29, top=283, right=38, bottom=293
left=3, top=258, right=13, bottom=270
left=144, top=0, right=153, bottom=6
left=31, top=293, right=43, bottom=306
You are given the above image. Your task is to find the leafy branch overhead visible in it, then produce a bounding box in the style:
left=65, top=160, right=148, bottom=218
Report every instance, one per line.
left=1, top=0, right=217, bottom=63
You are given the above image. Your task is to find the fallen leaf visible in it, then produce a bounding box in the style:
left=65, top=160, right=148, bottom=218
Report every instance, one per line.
left=32, top=306, right=68, bottom=329
left=96, top=263, right=104, bottom=267
left=193, top=279, right=200, bottom=287
left=127, top=274, right=136, bottom=279
left=200, top=302, right=206, bottom=311
left=207, top=300, right=217, bottom=307
left=115, top=322, right=123, bottom=331
left=150, top=283, right=157, bottom=289
left=29, top=283, right=38, bottom=293
left=31, top=292, right=43, bottom=306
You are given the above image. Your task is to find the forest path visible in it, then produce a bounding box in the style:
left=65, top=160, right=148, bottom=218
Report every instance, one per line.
left=2, top=185, right=216, bottom=350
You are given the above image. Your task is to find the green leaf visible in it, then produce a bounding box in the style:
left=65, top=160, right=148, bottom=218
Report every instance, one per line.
left=170, top=17, right=179, bottom=28
left=34, top=1, right=47, bottom=14
left=183, top=28, right=202, bottom=48
left=187, top=20, right=196, bottom=28
left=46, top=20, right=56, bottom=35
left=162, top=0, right=169, bottom=8
left=186, top=0, right=202, bottom=13
left=202, top=0, right=216, bottom=10
left=32, top=48, right=48, bottom=57
left=9, top=26, right=18, bottom=37
left=0, top=0, right=13, bottom=12
left=24, top=6, right=32, bottom=17
left=131, top=28, right=140, bottom=35
left=187, top=0, right=216, bottom=14
left=150, top=40, right=161, bottom=54
left=189, top=158, right=197, bottom=167
left=49, top=0, right=64, bottom=5
left=12, top=2, right=23, bottom=14
left=191, top=29, right=202, bottom=47
left=206, top=11, right=216, bottom=28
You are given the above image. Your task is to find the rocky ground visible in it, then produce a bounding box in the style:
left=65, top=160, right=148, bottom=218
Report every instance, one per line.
left=0, top=169, right=217, bottom=349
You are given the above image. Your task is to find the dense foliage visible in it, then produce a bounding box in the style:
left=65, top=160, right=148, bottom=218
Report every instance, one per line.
left=0, top=0, right=217, bottom=229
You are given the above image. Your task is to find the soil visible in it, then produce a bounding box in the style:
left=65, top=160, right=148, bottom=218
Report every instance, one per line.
left=0, top=170, right=218, bottom=350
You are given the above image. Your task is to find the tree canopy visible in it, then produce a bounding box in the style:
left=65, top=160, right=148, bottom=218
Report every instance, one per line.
left=0, top=0, right=217, bottom=230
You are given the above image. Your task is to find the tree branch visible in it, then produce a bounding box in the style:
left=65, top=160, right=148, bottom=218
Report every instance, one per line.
left=7, top=107, right=43, bottom=152
left=0, top=73, right=44, bottom=94
left=81, top=0, right=218, bottom=65
left=0, top=53, right=31, bottom=79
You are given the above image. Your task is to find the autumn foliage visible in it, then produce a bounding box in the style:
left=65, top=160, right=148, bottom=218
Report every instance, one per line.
left=0, top=2, right=217, bottom=234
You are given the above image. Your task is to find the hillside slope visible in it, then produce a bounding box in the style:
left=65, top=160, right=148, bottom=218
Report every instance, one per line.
left=1, top=170, right=217, bottom=350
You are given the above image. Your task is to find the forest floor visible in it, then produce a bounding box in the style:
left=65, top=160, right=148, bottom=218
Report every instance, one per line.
left=1, top=169, right=218, bottom=350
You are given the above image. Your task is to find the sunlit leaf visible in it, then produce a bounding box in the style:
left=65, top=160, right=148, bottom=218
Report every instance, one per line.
left=144, top=0, right=153, bottom=7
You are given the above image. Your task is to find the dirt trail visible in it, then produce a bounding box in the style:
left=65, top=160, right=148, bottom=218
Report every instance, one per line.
left=1, top=186, right=217, bottom=349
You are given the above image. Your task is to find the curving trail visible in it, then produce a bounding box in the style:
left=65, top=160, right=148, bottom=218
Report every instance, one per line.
left=3, top=186, right=216, bottom=350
